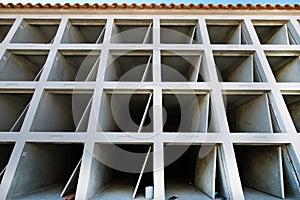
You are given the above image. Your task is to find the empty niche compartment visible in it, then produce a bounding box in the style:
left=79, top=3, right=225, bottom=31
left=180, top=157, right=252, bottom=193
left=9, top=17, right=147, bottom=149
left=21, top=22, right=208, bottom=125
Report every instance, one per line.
left=162, top=91, right=216, bottom=133
left=0, top=143, right=15, bottom=184
left=161, top=51, right=206, bottom=82
left=164, top=144, right=229, bottom=200
left=160, top=19, right=202, bottom=44
left=48, top=50, right=100, bottom=81
left=213, top=51, right=265, bottom=82
left=98, top=90, right=153, bottom=132
left=252, top=20, right=298, bottom=45
left=105, top=50, right=152, bottom=82
left=111, top=19, right=153, bottom=44
left=266, top=52, right=300, bottom=82
left=0, top=90, right=33, bottom=132
left=234, top=144, right=300, bottom=199
left=206, top=20, right=252, bottom=44
left=0, top=19, right=15, bottom=42
left=224, top=91, right=281, bottom=133
left=88, top=143, right=153, bottom=200
left=282, top=94, right=300, bottom=132
left=30, top=90, right=93, bottom=132
left=11, top=19, right=60, bottom=44
left=7, top=143, right=83, bottom=199
left=0, top=50, right=48, bottom=81
left=61, top=19, right=106, bottom=44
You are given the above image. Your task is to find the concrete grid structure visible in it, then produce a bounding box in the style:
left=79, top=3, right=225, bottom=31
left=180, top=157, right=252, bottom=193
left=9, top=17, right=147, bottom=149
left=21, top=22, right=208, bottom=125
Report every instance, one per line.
left=0, top=4, right=299, bottom=200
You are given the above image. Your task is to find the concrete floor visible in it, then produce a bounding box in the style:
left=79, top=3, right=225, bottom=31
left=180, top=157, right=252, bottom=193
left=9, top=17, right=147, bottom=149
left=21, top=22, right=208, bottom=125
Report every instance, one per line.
left=165, top=179, right=212, bottom=200
left=244, top=186, right=300, bottom=200
left=16, top=184, right=64, bottom=200
left=89, top=180, right=146, bottom=200
left=244, top=187, right=281, bottom=200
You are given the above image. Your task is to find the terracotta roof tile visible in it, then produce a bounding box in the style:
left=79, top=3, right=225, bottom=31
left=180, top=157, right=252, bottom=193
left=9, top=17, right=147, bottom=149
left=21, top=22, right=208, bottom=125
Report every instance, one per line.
left=0, top=3, right=299, bottom=10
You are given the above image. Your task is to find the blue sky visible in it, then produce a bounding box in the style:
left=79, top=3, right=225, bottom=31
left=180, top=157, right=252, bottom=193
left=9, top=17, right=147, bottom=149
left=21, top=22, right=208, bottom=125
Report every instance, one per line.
left=0, top=0, right=299, bottom=5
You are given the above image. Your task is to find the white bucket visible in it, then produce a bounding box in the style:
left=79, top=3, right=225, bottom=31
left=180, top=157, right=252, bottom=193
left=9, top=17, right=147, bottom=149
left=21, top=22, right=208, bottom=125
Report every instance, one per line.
left=145, top=186, right=154, bottom=199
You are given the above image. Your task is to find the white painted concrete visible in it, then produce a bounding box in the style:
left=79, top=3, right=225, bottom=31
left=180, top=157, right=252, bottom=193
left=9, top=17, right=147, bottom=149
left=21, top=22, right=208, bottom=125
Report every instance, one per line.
left=0, top=13, right=298, bottom=200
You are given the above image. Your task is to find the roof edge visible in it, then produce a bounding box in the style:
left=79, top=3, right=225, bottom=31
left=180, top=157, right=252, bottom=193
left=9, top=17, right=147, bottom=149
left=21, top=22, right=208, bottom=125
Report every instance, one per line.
left=0, top=3, right=300, bottom=10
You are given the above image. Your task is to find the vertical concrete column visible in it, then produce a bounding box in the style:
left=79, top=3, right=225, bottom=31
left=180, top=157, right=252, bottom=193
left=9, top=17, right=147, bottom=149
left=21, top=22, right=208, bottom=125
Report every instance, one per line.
left=199, top=17, right=244, bottom=199
left=153, top=17, right=161, bottom=83
left=86, top=17, right=114, bottom=133
left=288, top=18, right=300, bottom=44
left=153, top=141, right=164, bottom=200
left=0, top=17, right=23, bottom=58
left=0, top=141, right=25, bottom=199
left=76, top=17, right=114, bottom=199
left=222, top=142, right=245, bottom=199
left=198, top=17, right=229, bottom=135
left=152, top=16, right=165, bottom=200
left=289, top=138, right=300, bottom=181
left=75, top=141, right=95, bottom=199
